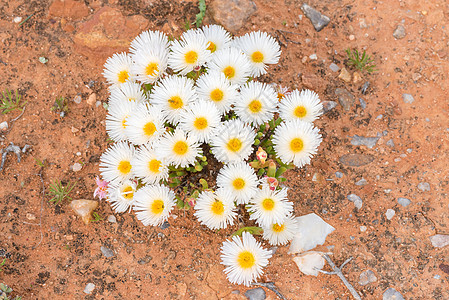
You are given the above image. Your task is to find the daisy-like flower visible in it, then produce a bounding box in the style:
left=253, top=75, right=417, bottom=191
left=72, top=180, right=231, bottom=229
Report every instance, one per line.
left=195, top=70, right=238, bottom=114
left=132, top=144, right=168, bottom=185
left=262, top=215, right=298, bottom=246
left=248, top=187, right=293, bottom=227
left=155, top=128, right=202, bottom=168
left=279, top=89, right=323, bottom=123
left=272, top=119, right=322, bottom=168
left=99, top=141, right=135, bottom=186
left=220, top=232, right=272, bottom=286
left=150, top=75, right=198, bottom=124
left=194, top=189, right=237, bottom=230
left=201, top=24, right=232, bottom=54
left=103, top=53, right=134, bottom=88
left=94, top=176, right=108, bottom=201
left=107, top=179, right=137, bottom=213
left=234, top=31, right=281, bottom=77
left=108, top=81, right=147, bottom=106
left=234, top=81, right=277, bottom=126
left=105, top=99, right=137, bottom=141
left=210, top=119, right=256, bottom=163
left=208, top=47, right=252, bottom=86
left=273, top=83, right=291, bottom=102
left=129, top=30, right=169, bottom=57
left=178, top=100, right=221, bottom=143
left=216, top=162, right=259, bottom=205
left=124, top=103, right=165, bottom=145
left=168, top=29, right=211, bottom=75
left=133, top=184, right=175, bottom=226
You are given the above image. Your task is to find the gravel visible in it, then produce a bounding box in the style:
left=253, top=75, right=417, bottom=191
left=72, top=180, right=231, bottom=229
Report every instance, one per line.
left=430, top=234, right=449, bottom=248
left=393, top=25, right=406, bottom=39
left=386, top=139, right=395, bottom=147
left=84, top=283, right=95, bottom=294
left=383, top=287, right=404, bottom=300
left=417, top=182, right=430, bottom=192
left=244, top=287, right=266, bottom=300
left=347, top=194, right=363, bottom=209
left=355, top=178, right=367, bottom=186
left=385, top=209, right=395, bottom=220
left=397, top=197, right=411, bottom=207
left=329, top=63, right=340, bottom=72
left=350, top=135, right=380, bottom=149
left=101, top=246, right=114, bottom=258
left=300, top=3, right=330, bottom=32
left=107, top=215, right=117, bottom=223
left=402, top=93, right=415, bottom=103
left=359, top=269, right=377, bottom=286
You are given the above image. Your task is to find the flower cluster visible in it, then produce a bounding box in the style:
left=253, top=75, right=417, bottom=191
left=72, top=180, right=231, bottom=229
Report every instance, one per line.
left=99, top=25, right=323, bottom=286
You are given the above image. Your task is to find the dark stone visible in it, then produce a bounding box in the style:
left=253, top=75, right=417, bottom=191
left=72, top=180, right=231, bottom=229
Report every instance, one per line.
left=339, top=154, right=374, bottom=167
left=301, top=3, right=330, bottom=32
left=244, top=287, right=266, bottom=300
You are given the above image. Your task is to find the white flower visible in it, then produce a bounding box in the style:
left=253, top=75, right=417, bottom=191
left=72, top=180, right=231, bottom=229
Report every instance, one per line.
left=108, top=81, right=147, bottom=106
left=279, top=89, right=323, bottom=122
left=216, top=162, right=259, bottom=205
left=105, top=99, right=137, bottom=142
left=131, top=50, right=169, bottom=84
left=272, top=119, right=322, bottom=168
left=150, top=75, right=198, bottom=124
left=234, top=81, right=277, bottom=126
left=195, top=70, right=238, bottom=114
left=129, top=30, right=169, bottom=56
left=234, top=31, right=281, bottom=77
left=132, top=144, right=168, bottom=185
left=208, top=47, right=252, bottom=86
left=201, top=24, right=232, bottom=53
left=262, top=216, right=298, bottom=246
left=103, top=53, right=134, bottom=88
left=168, top=29, right=211, bottom=75
left=133, top=184, right=175, bottom=226
left=210, top=119, right=256, bottom=163
left=220, top=232, right=272, bottom=286
left=178, top=100, right=221, bottom=143
left=248, top=187, right=293, bottom=227
left=99, top=141, right=135, bottom=186
left=155, top=128, right=202, bottom=168
left=194, top=189, right=237, bottom=230
left=125, top=103, right=165, bottom=145
left=107, top=179, right=137, bottom=213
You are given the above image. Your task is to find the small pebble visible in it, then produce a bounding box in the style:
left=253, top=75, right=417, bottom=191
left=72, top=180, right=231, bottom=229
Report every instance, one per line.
left=72, top=163, right=82, bottom=172
left=360, top=226, right=367, bottom=232
left=244, top=287, right=266, bottom=300
left=434, top=275, right=441, bottom=279
left=26, top=213, right=36, bottom=220
left=349, top=34, right=355, bottom=40
left=397, top=197, right=411, bottom=207
left=347, top=194, right=363, bottom=209
left=383, top=287, right=404, bottom=300
left=417, top=182, right=430, bottom=192
left=386, top=139, right=395, bottom=147
left=406, top=148, right=413, bottom=153
left=355, top=178, right=367, bottom=186
left=385, top=209, right=395, bottom=220
left=76, top=152, right=81, bottom=156
left=0, top=121, right=8, bottom=131
left=101, top=246, right=114, bottom=258
left=322, top=101, right=337, bottom=113
left=430, top=234, right=449, bottom=248
left=375, top=114, right=383, bottom=120
left=160, top=221, right=170, bottom=230
left=361, top=81, right=370, bottom=94
left=329, top=63, right=340, bottom=72
left=73, top=95, right=82, bottom=104
left=309, top=53, right=317, bottom=60
left=402, top=93, right=415, bottom=104
left=13, top=16, right=23, bottom=23
left=107, top=215, right=117, bottom=223
left=384, top=189, right=392, bottom=194
left=84, top=283, right=95, bottom=294
left=393, top=25, right=406, bottom=39
left=87, top=93, right=97, bottom=106
left=359, top=98, right=367, bottom=109
left=359, top=270, right=377, bottom=286
left=335, top=171, right=343, bottom=178
left=350, top=135, right=380, bottom=149
left=96, top=101, right=101, bottom=107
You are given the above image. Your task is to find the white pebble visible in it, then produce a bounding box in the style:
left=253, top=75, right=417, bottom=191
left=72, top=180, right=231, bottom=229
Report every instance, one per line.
left=84, top=283, right=95, bottom=294
left=309, top=53, right=318, bottom=60
left=72, top=163, right=82, bottom=172
left=107, top=215, right=117, bottom=223
left=386, top=209, right=395, bottom=220
left=0, top=121, right=8, bottom=131
left=13, top=16, right=22, bottom=23
left=360, top=226, right=367, bottom=232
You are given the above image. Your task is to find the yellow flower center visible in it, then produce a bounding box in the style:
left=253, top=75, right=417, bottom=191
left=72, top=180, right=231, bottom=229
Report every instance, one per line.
left=232, top=178, right=245, bottom=190
left=143, top=121, right=157, bottom=137
left=118, top=70, right=129, bottom=83
left=290, top=138, right=304, bottom=153
left=211, top=200, right=224, bottom=215
left=294, top=106, right=307, bottom=118
left=251, top=51, right=264, bottom=63
left=184, top=50, right=198, bottom=64
left=151, top=199, right=165, bottom=215
left=226, top=138, right=242, bottom=152
left=262, top=198, right=275, bottom=211
left=237, top=251, right=256, bottom=269
left=194, top=117, right=208, bottom=130
left=207, top=41, right=217, bottom=53
left=248, top=100, right=262, bottom=113
left=121, top=116, right=128, bottom=129
left=128, top=97, right=136, bottom=102
left=272, top=223, right=285, bottom=233
left=145, top=62, right=159, bottom=77
left=173, top=141, right=188, bottom=155
left=117, top=160, right=131, bottom=175
left=168, top=96, right=183, bottom=109
left=223, top=66, right=235, bottom=79
left=148, top=159, right=161, bottom=173
left=210, top=88, right=224, bottom=102
left=121, top=185, right=134, bottom=200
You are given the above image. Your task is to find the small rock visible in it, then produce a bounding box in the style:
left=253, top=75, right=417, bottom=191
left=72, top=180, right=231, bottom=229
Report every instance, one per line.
left=347, top=194, right=363, bottom=209
left=309, top=53, right=317, bottom=60
left=301, top=56, right=308, bottom=63
left=386, top=139, right=395, bottom=147
left=393, top=25, right=406, bottom=39
left=300, top=3, right=330, bottom=32
left=349, top=34, right=355, bottom=41
left=339, top=154, right=374, bottom=167
left=137, top=255, right=153, bottom=265
left=434, top=275, right=441, bottom=279
left=385, top=209, right=395, bottom=220
left=84, top=283, right=95, bottom=294
left=244, top=287, right=266, bottom=300
left=329, top=63, right=340, bottom=72
left=209, top=0, right=257, bottom=32
left=352, top=71, right=362, bottom=83
left=0, top=121, right=8, bottom=131
left=412, top=72, right=422, bottom=81
left=293, top=251, right=326, bottom=276
left=26, top=213, right=36, bottom=220
left=397, top=197, right=411, bottom=207
left=402, top=93, right=415, bottom=104
left=70, top=199, right=98, bottom=224
left=359, top=98, right=367, bottom=109
left=338, top=68, right=352, bottom=83
left=72, top=163, right=82, bottom=172
left=417, top=182, right=430, bottom=192
left=361, top=81, right=370, bottom=94
left=87, top=93, right=97, bottom=106
left=359, top=270, right=377, bottom=286
left=13, top=16, right=22, bottom=23
left=383, top=287, right=404, bottom=300
left=335, top=88, right=355, bottom=111
left=355, top=178, right=367, bottom=186
left=360, top=226, right=367, bottom=232
left=350, top=135, right=380, bottom=149
left=430, top=234, right=449, bottom=248
left=71, top=126, right=79, bottom=133
left=322, top=101, right=337, bottom=113
left=107, top=215, right=117, bottom=223
left=160, top=221, right=170, bottom=230
left=335, top=171, right=343, bottom=178
left=101, top=246, right=114, bottom=258
left=73, top=95, right=82, bottom=104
